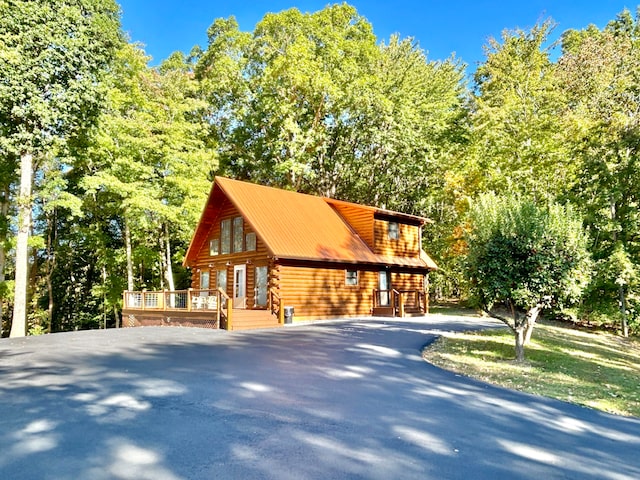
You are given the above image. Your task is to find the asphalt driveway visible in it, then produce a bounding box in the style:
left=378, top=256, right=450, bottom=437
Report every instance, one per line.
left=0, top=313, right=638, bottom=479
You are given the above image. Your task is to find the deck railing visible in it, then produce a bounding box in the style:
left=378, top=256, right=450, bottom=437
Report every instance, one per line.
left=123, top=288, right=233, bottom=328
left=268, top=288, right=285, bottom=324
left=373, top=289, right=427, bottom=316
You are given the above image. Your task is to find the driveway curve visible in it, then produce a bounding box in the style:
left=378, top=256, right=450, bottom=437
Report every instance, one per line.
left=0, top=314, right=638, bottom=479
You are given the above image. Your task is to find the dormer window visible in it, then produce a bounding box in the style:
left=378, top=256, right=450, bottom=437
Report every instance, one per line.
left=388, top=221, right=399, bottom=240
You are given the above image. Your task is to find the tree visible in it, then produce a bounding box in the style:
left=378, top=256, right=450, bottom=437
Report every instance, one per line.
left=469, top=20, right=570, bottom=200
left=195, top=4, right=467, bottom=215
left=558, top=9, right=640, bottom=336
left=0, top=154, right=15, bottom=335
left=466, top=194, right=590, bottom=361
left=82, top=43, right=212, bottom=298
left=0, top=0, right=121, bottom=336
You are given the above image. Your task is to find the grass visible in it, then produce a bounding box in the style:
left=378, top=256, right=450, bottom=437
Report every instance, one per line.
left=423, top=316, right=640, bottom=417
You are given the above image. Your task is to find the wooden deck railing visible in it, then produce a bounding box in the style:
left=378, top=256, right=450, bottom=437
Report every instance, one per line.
left=268, top=288, right=285, bottom=324
left=373, top=289, right=428, bottom=316
left=122, top=288, right=233, bottom=329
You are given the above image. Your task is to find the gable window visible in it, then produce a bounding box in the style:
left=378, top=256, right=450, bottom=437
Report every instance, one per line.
left=388, top=221, right=399, bottom=240
left=233, top=216, right=243, bottom=253
left=345, top=269, right=359, bottom=286
left=209, top=238, right=219, bottom=256
left=220, top=219, right=231, bottom=254
left=246, top=232, right=256, bottom=252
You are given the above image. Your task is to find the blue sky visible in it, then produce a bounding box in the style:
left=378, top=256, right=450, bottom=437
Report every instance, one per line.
left=118, top=1, right=635, bottom=70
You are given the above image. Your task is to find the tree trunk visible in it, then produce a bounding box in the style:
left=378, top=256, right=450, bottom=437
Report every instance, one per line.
left=0, top=233, right=4, bottom=337
left=45, top=209, right=57, bottom=333
left=163, top=223, right=175, bottom=292
left=124, top=218, right=134, bottom=291
left=523, top=304, right=542, bottom=345
left=11, top=152, right=33, bottom=338
left=619, top=284, right=629, bottom=338
left=514, top=328, right=526, bottom=362
left=610, top=200, right=628, bottom=338
left=0, top=184, right=8, bottom=336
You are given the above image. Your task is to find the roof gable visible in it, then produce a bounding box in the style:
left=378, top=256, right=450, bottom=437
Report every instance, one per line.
left=184, top=177, right=437, bottom=269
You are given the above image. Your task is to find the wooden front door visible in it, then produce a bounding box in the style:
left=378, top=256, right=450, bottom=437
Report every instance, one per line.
left=233, top=264, right=246, bottom=308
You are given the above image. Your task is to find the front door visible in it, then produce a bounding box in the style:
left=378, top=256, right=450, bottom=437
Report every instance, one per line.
left=379, top=270, right=391, bottom=306
left=233, top=264, right=246, bottom=309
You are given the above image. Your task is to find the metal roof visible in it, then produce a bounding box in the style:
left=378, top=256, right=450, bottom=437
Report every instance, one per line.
left=184, top=177, right=438, bottom=270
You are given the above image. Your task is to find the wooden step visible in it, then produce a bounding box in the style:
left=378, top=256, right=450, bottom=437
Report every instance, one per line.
left=373, top=306, right=395, bottom=317
left=229, top=309, right=282, bottom=331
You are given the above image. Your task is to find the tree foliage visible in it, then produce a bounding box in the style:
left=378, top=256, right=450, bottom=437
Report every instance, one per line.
left=0, top=0, right=121, bottom=336
left=469, top=21, right=570, bottom=199
left=558, top=9, right=640, bottom=335
left=0, top=2, right=639, bottom=341
left=466, top=194, right=591, bottom=360
left=195, top=4, right=467, bottom=213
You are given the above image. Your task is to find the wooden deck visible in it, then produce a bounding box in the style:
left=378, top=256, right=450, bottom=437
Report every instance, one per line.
left=121, top=287, right=427, bottom=331
left=122, top=307, right=282, bottom=331
left=121, top=289, right=284, bottom=331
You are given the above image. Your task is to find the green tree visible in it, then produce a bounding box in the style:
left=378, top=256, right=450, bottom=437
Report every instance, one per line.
left=195, top=4, right=467, bottom=215
left=558, top=9, right=640, bottom=335
left=0, top=0, right=121, bottom=336
left=470, top=20, right=570, bottom=200
left=466, top=194, right=590, bottom=361
left=83, top=43, right=212, bottom=299
left=0, top=153, right=15, bottom=334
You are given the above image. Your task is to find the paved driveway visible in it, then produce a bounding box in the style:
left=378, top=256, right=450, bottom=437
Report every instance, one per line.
left=0, top=314, right=638, bottom=479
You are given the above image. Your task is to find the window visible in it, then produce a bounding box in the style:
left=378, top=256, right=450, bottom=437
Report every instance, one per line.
left=254, top=266, right=268, bottom=306
left=220, top=219, right=231, bottom=254
left=233, top=216, right=243, bottom=253
left=245, top=232, right=256, bottom=252
left=216, top=269, right=227, bottom=293
left=200, top=270, right=210, bottom=293
left=388, top=221, right=399, bottom=240
left=209, top=239, right=219, bottom=256
left=345, top=269, right=359, bottom=286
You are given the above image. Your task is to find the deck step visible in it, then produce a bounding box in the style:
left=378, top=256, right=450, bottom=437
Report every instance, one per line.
left=228, top=309, right=282, bottom=330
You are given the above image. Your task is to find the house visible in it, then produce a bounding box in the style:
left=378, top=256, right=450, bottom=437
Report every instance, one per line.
left=122, top=177, right=437, bottom=330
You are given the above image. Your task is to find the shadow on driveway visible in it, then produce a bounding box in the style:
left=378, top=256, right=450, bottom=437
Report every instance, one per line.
left=0, top=314, right=638, bottom=479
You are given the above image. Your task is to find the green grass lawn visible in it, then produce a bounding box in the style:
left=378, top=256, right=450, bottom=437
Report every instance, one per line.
left=423, top=313, right=640, bottom=417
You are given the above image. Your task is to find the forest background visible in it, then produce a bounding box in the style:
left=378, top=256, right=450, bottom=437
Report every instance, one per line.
left=1, top=1, right=638, bottom=336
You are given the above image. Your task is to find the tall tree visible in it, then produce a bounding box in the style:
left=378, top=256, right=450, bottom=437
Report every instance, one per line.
left=558, top=9, right=640, bottom=335
left=0, top=153, right=15, bottom=335
left=470, top=21, right=570, bottom=200
left=195, top=4, right=467, bottom=215
left=83, top=44, right=212, bottom=298
left=0, top=0, right=121, bottom=336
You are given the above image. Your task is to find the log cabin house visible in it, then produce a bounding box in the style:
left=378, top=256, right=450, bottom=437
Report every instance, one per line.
left=122, top=177, right=438, bottom=330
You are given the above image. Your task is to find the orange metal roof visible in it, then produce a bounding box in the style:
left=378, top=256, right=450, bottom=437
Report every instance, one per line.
left=323, top=197, right=434, bottom=224
left=184, top=177, right=437, bottom=269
